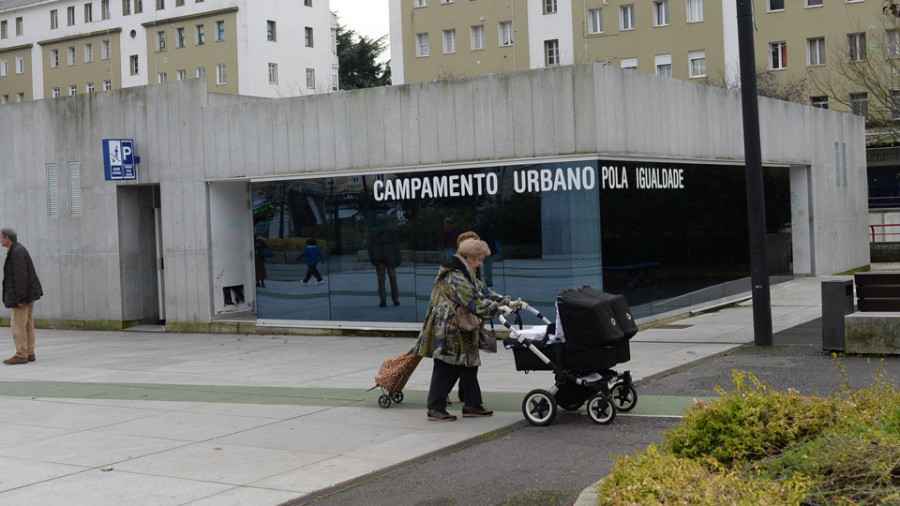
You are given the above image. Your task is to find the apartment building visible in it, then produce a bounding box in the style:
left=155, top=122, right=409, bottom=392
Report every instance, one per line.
left=0, top=0, right=338, bottom=104
left=389, top=0, right=892, bottom=116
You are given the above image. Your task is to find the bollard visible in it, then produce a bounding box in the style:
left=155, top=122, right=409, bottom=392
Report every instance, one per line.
left=821, top=279, right=854, bottom=351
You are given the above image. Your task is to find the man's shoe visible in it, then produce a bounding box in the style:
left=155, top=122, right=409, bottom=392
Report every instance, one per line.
left=462, top=406, right=493, bottom=417
left=427, top=410, right=457, bottom=422
left=379, top=301, right=386, bottom=307
left=27, top=354, right=35, bottom=362
left=314, top=280, right=325, bottom=285
left=3, top=355, right=28, bottom=365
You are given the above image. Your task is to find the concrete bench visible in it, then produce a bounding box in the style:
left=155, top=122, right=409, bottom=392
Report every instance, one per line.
left=844, top=272, right=900, bottom=355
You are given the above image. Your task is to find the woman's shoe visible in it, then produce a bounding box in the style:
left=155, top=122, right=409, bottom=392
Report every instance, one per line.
left=427, top=410, right=457, bottom=422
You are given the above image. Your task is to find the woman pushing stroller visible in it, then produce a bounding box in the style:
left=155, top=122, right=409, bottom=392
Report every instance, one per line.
left=413, top=238, right=526, bottom=422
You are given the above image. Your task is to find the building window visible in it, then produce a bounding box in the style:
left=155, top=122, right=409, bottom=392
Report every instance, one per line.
left=414, top=0, right=427, bottom=6
left=157, top=31, right=166, bottom=51
left=87, top=82, right=95, bottom=93
left=0, top=59, right=7, bottom=77
left=305, top=0, right=312, bottom=5
left=216, top=63, right=226, bottom=85
left=888, top=30, right=900, bottom=59
left=130, top=54, right=139, bottom=75
left=157, top=72, right=166, bottom=83
left=51, top=49, right=59, bottom=68
left=69, top=84, right=77, bottom=96
left=136, top=0, right=143, bottom=13
left=15, top=56, right=23, bottom=74
left=267, top=21, right=276, bottom=41
left=655, top=54, right=672, bottom=77
left=848, top=33, right=866, bottom=61
left=1, top=20, right=7, bottom=38
left=52, top=87, right=60, bottom=98
left=545, top=39, right=559, bottom=66
left=620, top=5, right=635, bottom=30
left=0, top=95, right=7, bottom=105
left=306, top=68, right=315, bottom=88
left=588, top=9, right=603, bottom=34
left=544, top=0, right=557, bottom=14
left=84, top=43, right=93, bottom=62
left=196, top=24, right=205, bottom=45
left=84, top=4, right=93, bottom=22
left=123, top=0, right=132, bottom=15
left=68, top=47, right=76, bottom=65
left=653, top=0, right=669, bottom=26
left=101, top=40, right=111, bottom=59
left=67, top=6, right=75, bottom=25
left=305, top=26, right=314, bottom=47
left=891, top=90, right=900, bottom=120
left=688, top=50, right=706, bottom=77
left=441, top=0, right=453, bottom=3
left=156, top=0, right=164, bottom=9
left=176, top=27, right=185, bottom=48
left=768, top=0, right=784, bottom=11
left=50, top=9, right=59, bottom=29
left=215, top=20, right=225, bottom=41
left=769, top=41, right=787, bottom=69
left=176, top=69, right=186, bottom=80
left=471, top=25, right=484, bottom=50
left=416, top=33, right=430, bottom=56
left=15, top=17, right=23, bottom=36
left=196, top=66, right=205, bottom=78
left=268, top=62, right=278, bottom=84
left=499, top=21, right=513, bottom=46
left=331, top=65, right=339, bottom=91
left=443, top=29, right=456, bottom=53
left=621, top=57, right=637, bottom=70
left=332, top=28, right=337, bottom=54
left=16, top=93, right=23, bottom=102
left=807, top=37, right=825, bottom=66
left=103, top=80, right=112, bottom=90
left=810, top=96, right=828, bottom=109
left=101, top=0, right=110, bottom=20
left=687, top=0, right=703, bottom=22
left=806, top=0, right=822, bottom=6
left=850, top=92, right=867, bottom=118
left=176, top=0, right=184, bottom=5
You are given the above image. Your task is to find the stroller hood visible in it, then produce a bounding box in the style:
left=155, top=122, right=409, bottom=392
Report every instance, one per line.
left=556, top=286, right=634, bottom=349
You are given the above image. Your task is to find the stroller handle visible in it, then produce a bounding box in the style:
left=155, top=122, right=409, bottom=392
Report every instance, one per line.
left=497, top=303, right=552, bottom=330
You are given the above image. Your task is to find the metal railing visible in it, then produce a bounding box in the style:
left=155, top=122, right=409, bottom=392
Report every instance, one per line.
left=869, top=223, right=900, bottom=242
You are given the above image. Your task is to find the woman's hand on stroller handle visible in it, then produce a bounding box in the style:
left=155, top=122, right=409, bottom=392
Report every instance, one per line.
left=509, top=298, right=528, bottom=310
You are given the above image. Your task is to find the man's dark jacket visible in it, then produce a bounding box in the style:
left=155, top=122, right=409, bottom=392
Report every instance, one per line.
left=3, top=242, right=43, bottom=309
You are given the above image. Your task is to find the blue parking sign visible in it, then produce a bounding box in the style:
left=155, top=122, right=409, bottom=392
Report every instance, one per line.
left=103, top=139, right=137, bottom=180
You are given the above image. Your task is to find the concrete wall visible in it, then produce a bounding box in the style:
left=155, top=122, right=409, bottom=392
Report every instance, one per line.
left=0, top=62, right=869, bottom=326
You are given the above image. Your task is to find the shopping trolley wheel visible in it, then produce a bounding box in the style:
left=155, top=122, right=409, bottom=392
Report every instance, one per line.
left=522, top=389, right=558, bottom=427
left=610, top=382, right=638, bottom=412
left=378, top=394, right=392, bottom=408
left=391, top=391, right=404, bottom=404
left=586, top=394, right=616, bottom=425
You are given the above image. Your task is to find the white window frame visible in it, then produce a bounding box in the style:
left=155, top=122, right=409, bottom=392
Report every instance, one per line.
left=807, top=37, right=825, bottom=66
left=769, top=41, right=787, bottom=69
left=331, top=65, right=339, bottom=91
left=805, top=0, right=823, bottom=6
left=67, top=6, right=76, bottom=26
left=101, top=40, right=111, bottom=59
left=848, top=32, right=866, bottom=62
left=103, top=80, right=112, bottom=91
left=69, top=84, right=77, bottom=96
left=176, top=27, right=185, bottom=48
left=216, top=63, right=226, bottom=85
left=545, top=39, right=559, bottom=66
left=130, top=54, right=139, bottom=75
left=588, top=9, right=603, bottom=34
left=267, top=20, right=276, bottom=41
left=653, top=0, right=669, bottom=27
left=84, top=43, right=93, bottom=62
left=101, top=0, right=110, bottom=20
left=810, top=96, right=828, bottom=109
left=196, top=24, right=205, bottom=45
left=0, top=59, right=7, bottom=77
left=52, top=87, right=60, bottom=98
left=15, top=55, right=23, bottom=74
left=688, top=50, right=706, bottom=78
left=620, top=5, right=635, bottom=30
left=686, top=0, right=703, bottom=22
left=123, top=0, right=132, bottom=15
left=306, top=67, right=315, bottom=88
left=196, top=66, right=205, bottom=79
left=176, top=69, right=186, bottom=80
left=849, top=92, right=867, bottom=118
left=157, top=72, right=166, bottom=83
left=544, top=0, right=557, bottom=14
left=768, top=0, right=784, bottom=11
left=305, top=26, right=314, bottom=47
left=157, top=30, right=166, bottom=51
left=416, top=32, right=430, bottom=57
left=51, top=49, right=59, bottom=68
left=655, top=54, right=672, bottom=77
left=215, top=20, right=225, bottom=41
left=621, top=58, right=637, bottom=70
left=888, top=30, right=900, bottom=59
left=891, top=90, right=900, bottom=120
left=50, top=9, right=58, bottom=30
left=268, top=62, right=278, bottom=84
left=84, top=4, right=93, bottom=23
left=499, top=21, right=513, bottom=46
left=443, top=29, right=456, bottom=53
left=414, top=0, right=427, bottom=6
left=471, top=25, right=484, bottom=50
left=67, top=46, right=76, bottom=66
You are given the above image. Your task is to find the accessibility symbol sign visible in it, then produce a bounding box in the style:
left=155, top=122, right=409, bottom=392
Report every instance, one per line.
left=103, top=139, right=138, bottom=181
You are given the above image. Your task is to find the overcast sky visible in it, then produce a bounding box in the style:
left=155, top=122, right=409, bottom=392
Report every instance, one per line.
left=330, top=0, right=391, bottom=52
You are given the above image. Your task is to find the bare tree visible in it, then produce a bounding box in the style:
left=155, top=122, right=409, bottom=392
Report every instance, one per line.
left=705, top=62, right=810, bottom=104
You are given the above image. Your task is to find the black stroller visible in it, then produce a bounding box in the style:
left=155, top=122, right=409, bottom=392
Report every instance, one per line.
left=500, top=286, right=638, bottom=426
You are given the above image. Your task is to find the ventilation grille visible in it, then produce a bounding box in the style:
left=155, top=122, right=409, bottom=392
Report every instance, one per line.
left=46, top=163, right=58, bottom=216
left=68, top=161, right=81, bottom=216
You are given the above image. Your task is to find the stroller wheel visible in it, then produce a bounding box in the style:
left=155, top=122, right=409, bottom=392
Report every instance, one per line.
left=391, top=391, right=405, bottom=404
left=378, top=394, right=392, bottom=409
left=586, top=394, right=616, bottom=425
left=522, top=389, right=558, bottom=426
left=610, top=382, right=638, bottom=412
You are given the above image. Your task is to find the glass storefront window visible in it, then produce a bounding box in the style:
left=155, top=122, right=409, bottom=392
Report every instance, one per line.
left=252, top=159, right=791, bottom=324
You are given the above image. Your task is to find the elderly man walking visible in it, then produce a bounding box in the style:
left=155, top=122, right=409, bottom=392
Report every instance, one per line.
left=1, top=229, right=43, bottom=365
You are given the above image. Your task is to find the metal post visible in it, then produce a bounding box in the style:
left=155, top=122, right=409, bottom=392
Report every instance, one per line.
left=736, top=0, right=773, bottom=346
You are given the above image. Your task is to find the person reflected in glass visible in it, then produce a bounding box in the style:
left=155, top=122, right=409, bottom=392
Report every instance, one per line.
left=414, top=239, right=525, bottom=422
left=368, top=212, right=401, bottom=307
left=296, top=238, right=326, bottom=285
left=474, top=214, right=499, bottom=287
left=254, top=227, right=268, bottom=288
left=441, top=217, right=460, bottom=261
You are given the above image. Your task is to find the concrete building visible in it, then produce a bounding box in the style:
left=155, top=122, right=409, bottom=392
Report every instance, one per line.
left=0, top=0, right=338, bottom=104
left=0, top=63, right=868, bottom=331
